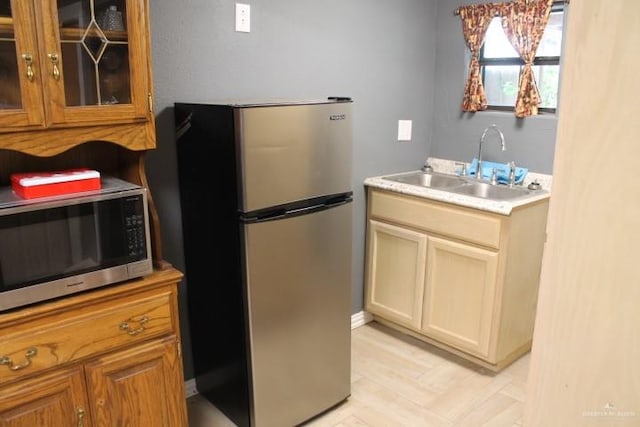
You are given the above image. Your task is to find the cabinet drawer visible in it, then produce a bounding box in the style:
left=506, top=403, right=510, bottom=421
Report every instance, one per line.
left=0, top=289, right=174, bottom=384
left=369, top=189, right=503, bottom=248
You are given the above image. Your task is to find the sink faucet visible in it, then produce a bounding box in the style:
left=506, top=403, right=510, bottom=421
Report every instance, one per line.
left=477, top=124, right=506, bottom=180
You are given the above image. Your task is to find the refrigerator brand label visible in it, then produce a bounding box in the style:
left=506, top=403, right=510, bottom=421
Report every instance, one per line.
left=329, top=114, right=346, bottom=121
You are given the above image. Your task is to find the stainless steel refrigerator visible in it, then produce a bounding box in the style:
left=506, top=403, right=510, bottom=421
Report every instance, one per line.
left=174, top=98, right=353, bottom=427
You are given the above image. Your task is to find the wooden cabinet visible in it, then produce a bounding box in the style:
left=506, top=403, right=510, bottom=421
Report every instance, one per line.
left=0, top=367, right=90, bottom=426
left=0, top=268, right=188, bottom=427
left=0, top=1, right=186, bottom=424
left=422, top=236, right=498, bottom=358
left=0, top=0, right=156, bottom=154
left=0, top=0, right=166, bottom=265
left=366, top=220, right=427, bottom=329
left=364, top=188, right=549, bottom=371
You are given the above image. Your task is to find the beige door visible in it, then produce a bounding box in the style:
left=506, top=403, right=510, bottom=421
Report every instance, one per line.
left=365, top=219, right=427, bottom=329
left=421, top=235, right=498, bottom=358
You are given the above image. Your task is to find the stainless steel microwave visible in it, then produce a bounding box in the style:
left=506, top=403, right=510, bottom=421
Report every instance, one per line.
left=0, top=177, right=153, bottom=312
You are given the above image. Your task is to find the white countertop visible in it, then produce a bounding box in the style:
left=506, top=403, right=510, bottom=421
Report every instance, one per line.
left=364, top=157, right=552, bottom=216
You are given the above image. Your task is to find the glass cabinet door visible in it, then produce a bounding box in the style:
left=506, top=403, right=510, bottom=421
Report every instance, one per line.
left=0, top=1, right=20, bottom=109
left=0, top=0, right=45, bottom=129
left=56, top=0, right=132, bottom=107
left=43, top=0, right=151, bottom=125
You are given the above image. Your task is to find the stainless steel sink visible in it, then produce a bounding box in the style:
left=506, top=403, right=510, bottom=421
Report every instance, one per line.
left=448, top=181, right=533, bottom=201
left=381, top=171, right=536, bottom=201
left=382, top=171, right=466, bottom=189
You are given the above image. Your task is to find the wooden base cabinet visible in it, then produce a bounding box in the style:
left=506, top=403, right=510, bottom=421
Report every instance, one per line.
left=0, top=367, right=89, bottom=426
left=0, top=268, right=188, bottom=427
left=422, top=236, right=499, bottom=359
left=364, top=188, right=549, bottom=371
left=366, top=220, right=427, bottom=329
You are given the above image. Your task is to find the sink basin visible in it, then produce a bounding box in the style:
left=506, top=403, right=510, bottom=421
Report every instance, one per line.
left=382, top=171, right=466, bottom=189
left=449, top=181, right=533, bottom=201
left=380, top=170, right=538, bottom=202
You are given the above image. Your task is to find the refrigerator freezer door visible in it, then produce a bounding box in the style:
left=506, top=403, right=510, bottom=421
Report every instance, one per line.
left=236, top=102, right=353, bottom=212
left=242, top=202, right=352, bottom=427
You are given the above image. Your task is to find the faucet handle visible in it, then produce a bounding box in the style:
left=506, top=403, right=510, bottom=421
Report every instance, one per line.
left=490, top=168, right=498, bottom=185
left=508, top=161, right=516, bottom=187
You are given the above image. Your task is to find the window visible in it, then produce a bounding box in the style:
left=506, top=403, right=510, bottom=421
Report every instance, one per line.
left=480, top=2, right=565, bottom=112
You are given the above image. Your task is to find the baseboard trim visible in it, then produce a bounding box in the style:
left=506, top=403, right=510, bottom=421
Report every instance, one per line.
left=351, top=310, right=374, bottom=329
left=184, top=310, right=373, bottom=398
left=185, top=378, right=198, bottom=398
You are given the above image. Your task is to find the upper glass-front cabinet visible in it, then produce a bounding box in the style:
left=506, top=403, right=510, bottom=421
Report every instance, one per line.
left=0, top=0, right=151, bottom=131
left=0, top=0, right=45, bottom=128
left=57, top=0, right=132, bottom=107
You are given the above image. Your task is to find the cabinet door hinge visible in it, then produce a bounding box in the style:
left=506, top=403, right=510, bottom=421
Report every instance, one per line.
left=148, top=93, right=153, bottom=113
left=177, top=341, right=182, bottom=358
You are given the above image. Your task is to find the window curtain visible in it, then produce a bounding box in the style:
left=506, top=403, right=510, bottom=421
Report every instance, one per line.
left=501, top=0, right=554, bottom=117
left=458, top=3, right=503, bottom=112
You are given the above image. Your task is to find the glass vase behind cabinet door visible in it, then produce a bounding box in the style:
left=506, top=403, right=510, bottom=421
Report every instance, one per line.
left=0, top=0, right=46, bottom=130
left=41, top=0, right=152, bottom=127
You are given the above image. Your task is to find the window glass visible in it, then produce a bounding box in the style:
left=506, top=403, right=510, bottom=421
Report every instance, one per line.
left=479, top=4, right=564, bottom=111
left=536, top=11, right=564, bottom=57
left=484, top=65, right=560, bottom=109
left=483, top=19, right=518, bottom=59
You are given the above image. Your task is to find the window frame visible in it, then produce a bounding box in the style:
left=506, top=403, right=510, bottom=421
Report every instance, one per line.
left=479, top=1, right=565, bottom=114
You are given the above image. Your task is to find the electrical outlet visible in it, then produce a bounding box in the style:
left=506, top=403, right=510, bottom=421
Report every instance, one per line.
left=235, top=3, right=250, bottom=33
left=397, top=120, right=412, bottom=141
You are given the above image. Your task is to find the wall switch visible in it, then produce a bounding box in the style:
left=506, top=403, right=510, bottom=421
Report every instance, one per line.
left=235, top=3, right=250, bottom=32
left=397, top=120, right=412, bottom=141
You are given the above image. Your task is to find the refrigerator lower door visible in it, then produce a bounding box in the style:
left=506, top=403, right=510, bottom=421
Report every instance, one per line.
left=242, top=202, right=352, bottom=427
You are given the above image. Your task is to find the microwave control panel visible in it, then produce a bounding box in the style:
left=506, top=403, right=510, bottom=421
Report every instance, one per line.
left=123, top=195, right=148, bottom=258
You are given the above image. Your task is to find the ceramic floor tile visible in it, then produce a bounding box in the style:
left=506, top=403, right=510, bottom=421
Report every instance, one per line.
left=187, top=321, right=529, bottom=427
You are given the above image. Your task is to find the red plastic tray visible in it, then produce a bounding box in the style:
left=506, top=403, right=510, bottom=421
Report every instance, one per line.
left=11, top=169, right=101, bottom=199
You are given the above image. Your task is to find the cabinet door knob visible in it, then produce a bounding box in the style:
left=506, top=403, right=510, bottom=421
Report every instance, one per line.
left=76, top=407, right=85, bottom=427
left=48, top=53, right=61, bottom=81
left=22, top=54, right=35, bottom=81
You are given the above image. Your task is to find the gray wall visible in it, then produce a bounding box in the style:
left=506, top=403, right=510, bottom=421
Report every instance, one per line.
left=431, top=0, right=557, bottom=174
left=146, top=0, right=438, bottom=380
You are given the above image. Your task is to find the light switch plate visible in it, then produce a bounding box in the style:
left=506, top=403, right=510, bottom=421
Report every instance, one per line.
left=397, top=120, right=412, bottom=141
left=235, top=3, right=250, bottom=32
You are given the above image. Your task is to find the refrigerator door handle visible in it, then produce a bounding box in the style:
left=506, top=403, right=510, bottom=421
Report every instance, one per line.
left=287, top=195, right=352, bottom=216
left=244, top=196, right=352, bottom=224
left=322, top=196, right=352, bottom=209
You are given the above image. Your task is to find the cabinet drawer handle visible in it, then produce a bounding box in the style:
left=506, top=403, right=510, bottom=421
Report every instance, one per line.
left=0, top=347, right=38, bottom=371
left=119, top=315, right=149, bottom=336
left=48, top=53, right=60, bottom=81
left=22, top=53, right=35, bottom=81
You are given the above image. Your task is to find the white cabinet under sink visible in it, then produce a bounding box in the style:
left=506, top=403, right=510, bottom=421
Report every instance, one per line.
left=364, top=187, right=549, bottom=371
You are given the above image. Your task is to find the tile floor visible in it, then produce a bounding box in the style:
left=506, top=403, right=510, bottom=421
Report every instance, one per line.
left=187, top=321, right=530, bottom=426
